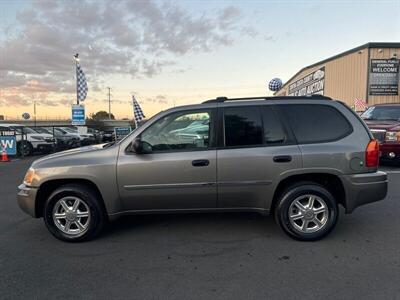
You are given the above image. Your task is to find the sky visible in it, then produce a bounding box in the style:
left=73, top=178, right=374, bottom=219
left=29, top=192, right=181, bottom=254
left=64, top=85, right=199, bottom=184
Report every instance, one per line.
left=0, top=0, right=399, bottom=120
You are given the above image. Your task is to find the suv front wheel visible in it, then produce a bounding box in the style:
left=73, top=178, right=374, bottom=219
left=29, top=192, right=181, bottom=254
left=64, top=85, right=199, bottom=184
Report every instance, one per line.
left=274, top=182, right=338, bottom=241
left=44, top=184, right=106, bottom=242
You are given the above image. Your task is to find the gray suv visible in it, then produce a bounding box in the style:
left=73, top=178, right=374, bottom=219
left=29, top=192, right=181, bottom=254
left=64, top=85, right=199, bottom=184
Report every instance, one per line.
left=17, top=95, right=388, bottom=242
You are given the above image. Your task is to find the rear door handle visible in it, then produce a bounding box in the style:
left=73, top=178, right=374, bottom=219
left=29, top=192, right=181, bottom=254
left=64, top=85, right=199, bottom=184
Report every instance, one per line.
left=192, top=159, right=210, bottom=167
left=273, top=155, right=292, bottom=163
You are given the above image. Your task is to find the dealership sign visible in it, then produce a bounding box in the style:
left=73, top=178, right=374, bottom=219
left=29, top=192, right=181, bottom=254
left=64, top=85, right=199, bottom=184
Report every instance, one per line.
left=288, top=67, right=325, bottom=96
left=114, top=127, right=132, bottom=141
left=0, top=130, right=17, bottom=155
left=369, top=59, right=399, bottom=96
left=71, top=105, right=85, bottom=125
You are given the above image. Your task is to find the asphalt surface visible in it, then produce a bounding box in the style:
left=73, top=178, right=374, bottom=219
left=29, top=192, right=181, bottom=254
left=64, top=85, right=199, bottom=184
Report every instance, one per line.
left=1, top=156, right=400, bottom=299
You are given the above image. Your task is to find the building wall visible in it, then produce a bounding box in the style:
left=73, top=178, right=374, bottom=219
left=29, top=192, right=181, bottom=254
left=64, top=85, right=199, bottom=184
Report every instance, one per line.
left=276, top=46, right=400, bottom=108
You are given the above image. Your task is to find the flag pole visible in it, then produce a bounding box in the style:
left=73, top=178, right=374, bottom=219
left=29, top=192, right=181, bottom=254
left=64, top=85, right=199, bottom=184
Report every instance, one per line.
left=74, top=53, right=79, bottom=105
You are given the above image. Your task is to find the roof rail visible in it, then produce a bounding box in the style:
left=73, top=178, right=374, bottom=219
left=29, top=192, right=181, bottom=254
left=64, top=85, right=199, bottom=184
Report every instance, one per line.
left=202, top=94, right=332, bottom=104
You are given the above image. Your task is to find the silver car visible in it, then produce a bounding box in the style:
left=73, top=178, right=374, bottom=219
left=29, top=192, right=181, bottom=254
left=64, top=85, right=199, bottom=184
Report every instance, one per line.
left=17, top=95, right=388, bottom=242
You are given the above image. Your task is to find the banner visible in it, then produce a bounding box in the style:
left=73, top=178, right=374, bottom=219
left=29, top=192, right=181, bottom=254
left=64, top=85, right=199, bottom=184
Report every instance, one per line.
left=114, top=127, right=132, bottom=141
left=369, top=59, right=399, bottom=96
left=288, top=67, right=325, bottom=96
left=72, top=105, right=85, bottom=125
left=0, top=130, right=17, bottom=155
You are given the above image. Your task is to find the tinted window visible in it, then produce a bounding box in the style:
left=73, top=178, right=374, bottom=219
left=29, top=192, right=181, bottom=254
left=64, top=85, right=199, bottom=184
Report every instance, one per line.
left=262, top=106, right=286, bottom=144
left=279, top=104, right=352, bottom=143
left=141, top=110, right=211, bottom=152
left=224, top=106, right=263, bottom=147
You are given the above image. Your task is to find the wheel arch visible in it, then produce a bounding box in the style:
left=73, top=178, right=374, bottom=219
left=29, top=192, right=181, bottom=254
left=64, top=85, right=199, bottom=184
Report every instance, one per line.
left=271, top=172, right=346, bottom=213
left=35, top=178, right=108, bottom=219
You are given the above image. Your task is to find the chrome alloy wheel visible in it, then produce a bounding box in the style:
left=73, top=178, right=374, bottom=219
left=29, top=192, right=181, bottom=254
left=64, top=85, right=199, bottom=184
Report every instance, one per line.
left=288, top=194, right=329, bottom=233
left=52, top=196, right=91, bottom=236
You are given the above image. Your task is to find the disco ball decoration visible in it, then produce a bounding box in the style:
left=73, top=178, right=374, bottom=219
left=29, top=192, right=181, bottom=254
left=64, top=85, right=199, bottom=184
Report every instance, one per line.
left=22, top=112, right=30, bottom=120
left=268, top=78, right=283, bottom=91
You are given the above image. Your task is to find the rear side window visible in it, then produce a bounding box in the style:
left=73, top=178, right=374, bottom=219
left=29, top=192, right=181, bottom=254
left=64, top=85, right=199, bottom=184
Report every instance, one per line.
left=279, top=104, right=352, bottom=144
left=224, top=106, right=263, bottom=147
left=262, top=106, right=287, bottom=144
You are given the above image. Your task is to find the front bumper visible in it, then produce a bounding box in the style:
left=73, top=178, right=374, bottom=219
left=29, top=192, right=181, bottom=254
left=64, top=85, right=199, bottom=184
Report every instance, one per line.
left=340, top=171, right=388, bottom=213
left=379, top=142, right=400, bottom=160
left=17, top=184, right=38, bottom=217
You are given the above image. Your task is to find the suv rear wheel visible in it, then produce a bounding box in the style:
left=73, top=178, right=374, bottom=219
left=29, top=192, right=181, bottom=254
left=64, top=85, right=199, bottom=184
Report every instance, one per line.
left=274, top=182, right=338, bottom=241
left=43, top=184, right=106, bottom=242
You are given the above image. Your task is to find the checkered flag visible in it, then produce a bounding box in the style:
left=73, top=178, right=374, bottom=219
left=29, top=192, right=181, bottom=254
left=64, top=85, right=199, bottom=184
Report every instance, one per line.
left=77, top=64, right=88, bottom=102
left=133, top=96, right=145, bottom=127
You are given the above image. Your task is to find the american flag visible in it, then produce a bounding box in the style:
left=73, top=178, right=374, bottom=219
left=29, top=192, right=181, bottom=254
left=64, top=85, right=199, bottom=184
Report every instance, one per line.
left=77, top=64, right=88, bottom=102
left=133, top=96, right=145, bottom=127
left=354, top=98, right=368, bottom=112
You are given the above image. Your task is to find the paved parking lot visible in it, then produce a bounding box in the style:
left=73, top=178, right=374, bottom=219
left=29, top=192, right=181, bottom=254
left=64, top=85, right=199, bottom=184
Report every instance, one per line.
left=1, top=157, right=400, bottom=299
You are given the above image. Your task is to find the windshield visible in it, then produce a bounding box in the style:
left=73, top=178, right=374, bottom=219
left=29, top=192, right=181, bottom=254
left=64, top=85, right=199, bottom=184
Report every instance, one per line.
left=12, top=127, right=36, bottom=134
left=31, top=127, right=51, bottom=134
left=361, top=106, right=400, bottom=121
left=55, top=128, right=68, bottom=134
left=62, top=127, right=77, bottom=133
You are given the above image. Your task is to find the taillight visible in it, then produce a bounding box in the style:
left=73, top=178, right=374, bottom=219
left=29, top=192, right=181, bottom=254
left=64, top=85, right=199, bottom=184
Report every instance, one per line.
left=365, top=139, right=379, bottom=167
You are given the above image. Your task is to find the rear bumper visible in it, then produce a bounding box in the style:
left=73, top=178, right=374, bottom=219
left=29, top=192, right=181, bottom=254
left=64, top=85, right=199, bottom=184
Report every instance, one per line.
left=17, top=184, right=38, bottom=218
left=340, top=171, right=388, bottom=213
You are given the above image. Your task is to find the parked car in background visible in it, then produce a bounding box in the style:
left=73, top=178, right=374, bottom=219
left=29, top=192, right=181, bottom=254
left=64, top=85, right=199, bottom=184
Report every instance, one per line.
left=87, top=128, right=103, bottom=143
left=30, top=127, right=80, bottom=151
left=0, top=124, right=54, bottom=155
left=17, top=95, right=387, bottom=242
left=361, top=104, right=400, bottom=164
left=102, top=129, right=115, bottom=142
left=59, top=127, right=96, bottom=146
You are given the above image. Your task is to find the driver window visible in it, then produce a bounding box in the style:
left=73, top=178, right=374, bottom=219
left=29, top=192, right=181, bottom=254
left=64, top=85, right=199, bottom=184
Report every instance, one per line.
left=141, top=110, right=211, bottom=152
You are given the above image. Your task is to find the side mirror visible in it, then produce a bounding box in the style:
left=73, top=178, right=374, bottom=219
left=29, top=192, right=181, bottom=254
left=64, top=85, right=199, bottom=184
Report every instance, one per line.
left=131, top=138, right=152, bottom=154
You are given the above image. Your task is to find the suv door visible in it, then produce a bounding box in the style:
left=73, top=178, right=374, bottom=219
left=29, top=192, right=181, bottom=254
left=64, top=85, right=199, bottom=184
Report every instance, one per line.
left=217, top=104, right=302, bottom=210
left=117, top=109, right=217, bottom=211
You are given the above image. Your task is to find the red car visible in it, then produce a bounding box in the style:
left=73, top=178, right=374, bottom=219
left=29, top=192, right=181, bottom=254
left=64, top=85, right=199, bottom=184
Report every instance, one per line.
left=361, top=104, right=400, bottom=163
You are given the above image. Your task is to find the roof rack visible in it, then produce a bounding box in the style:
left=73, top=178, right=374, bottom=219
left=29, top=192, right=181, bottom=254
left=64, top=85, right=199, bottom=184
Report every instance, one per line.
left=202, top=94, right=332, bottom=104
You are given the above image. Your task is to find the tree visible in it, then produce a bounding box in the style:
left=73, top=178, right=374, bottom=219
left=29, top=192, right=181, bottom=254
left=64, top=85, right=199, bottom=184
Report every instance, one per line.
left=90, top=111, right=115, bottom=120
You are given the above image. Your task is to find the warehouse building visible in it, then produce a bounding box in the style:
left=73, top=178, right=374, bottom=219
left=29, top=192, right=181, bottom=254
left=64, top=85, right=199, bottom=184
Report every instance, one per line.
left=275, top=42, right=400, bottom=110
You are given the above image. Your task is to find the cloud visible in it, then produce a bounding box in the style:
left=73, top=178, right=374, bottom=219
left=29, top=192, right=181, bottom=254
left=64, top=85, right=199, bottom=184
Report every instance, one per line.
left=0, top=94, right=31, bottom=107
left=143, top=95, right=169, bottom=105
left=264, top=35, right=277, bottom=42
left=0, top=0, right=255, bottom=106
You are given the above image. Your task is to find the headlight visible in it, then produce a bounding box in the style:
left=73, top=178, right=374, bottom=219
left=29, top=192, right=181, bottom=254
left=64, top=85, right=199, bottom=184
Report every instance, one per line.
left=385, top=131, right=400, bottom=142
left=23, top=168, right=35, bottom=186
left=31, top=135, right=45, bottom=141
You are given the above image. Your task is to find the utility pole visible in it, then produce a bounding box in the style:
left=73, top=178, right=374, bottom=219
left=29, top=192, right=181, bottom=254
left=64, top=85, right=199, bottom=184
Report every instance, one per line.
left=34, top=100, right=37, bottom=127
left=107, top=87, right=111, bottom=119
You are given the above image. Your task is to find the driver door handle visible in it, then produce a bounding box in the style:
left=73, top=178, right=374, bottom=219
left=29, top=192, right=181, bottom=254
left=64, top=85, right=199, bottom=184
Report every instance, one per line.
left=273, top=155, right=292, bottom=163
left=192, top=159, right=210, bottom=167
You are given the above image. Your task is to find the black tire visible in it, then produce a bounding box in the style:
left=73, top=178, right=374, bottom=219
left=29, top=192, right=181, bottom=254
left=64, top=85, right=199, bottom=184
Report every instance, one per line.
left=17, top=141, right=33, bottom=156
left=274, top=182, right=338, bottom=241
left=43, top=184, right=106, bottom=242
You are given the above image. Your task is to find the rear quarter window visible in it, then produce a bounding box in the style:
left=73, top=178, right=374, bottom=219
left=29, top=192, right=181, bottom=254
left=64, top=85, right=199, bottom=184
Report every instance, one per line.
left=278, top=104, right=353, bottom=144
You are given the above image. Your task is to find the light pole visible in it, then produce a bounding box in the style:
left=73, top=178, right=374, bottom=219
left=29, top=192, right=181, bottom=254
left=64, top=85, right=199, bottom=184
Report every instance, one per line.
left=107, top=87, right=111, bottom=119
left=34, top=100, right=36, bottom=127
